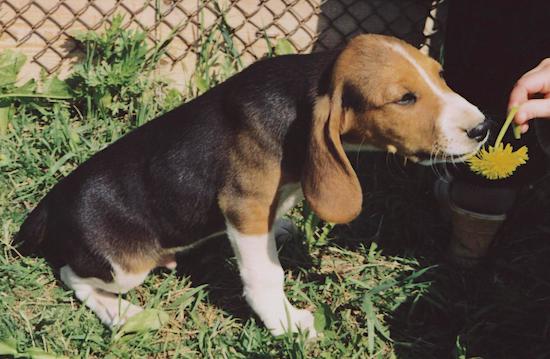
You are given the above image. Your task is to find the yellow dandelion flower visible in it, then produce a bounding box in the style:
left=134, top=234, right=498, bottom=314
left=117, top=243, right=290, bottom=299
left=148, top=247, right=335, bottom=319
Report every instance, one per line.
left=467, top=106, right=529, bottom=180
left=467, top=143, right=528, bottom=180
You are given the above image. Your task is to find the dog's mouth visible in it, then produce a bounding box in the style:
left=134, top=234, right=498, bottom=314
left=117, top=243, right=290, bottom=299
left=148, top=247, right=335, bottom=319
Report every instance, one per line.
left=413, top=150, right=478, bottom=166
left=413, top=136, right=488, bottom=165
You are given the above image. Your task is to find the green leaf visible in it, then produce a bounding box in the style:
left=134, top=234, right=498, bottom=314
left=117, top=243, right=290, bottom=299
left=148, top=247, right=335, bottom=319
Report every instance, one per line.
left=17, top=79, right=37, bottom=94
left=0, top=76, right=70, bottom=101
left=25, top=347, right=69, bottom=359
left=314, top=308, right=326, bottom=333
left=454, top=336, right=467, bottom=359
left=47, top=152, right=75, bottom=177
left=0, top=105, right=11, bottom=136
left=274, top=39, right=295, bottom=55
left=69, top=29, right=91, bottom=42
left=99, top=93, right=112, bottom=108
left=317, top=223, right=334, bottom=244
left=0, top=337, right=18, bottom=355
left=42, top=76, right=71, bottom=98
left=114, top=309, right=169, bottom=341
left=0, top=50, right=26, bottom=87
left=314, top=304, right=334, bottom=332
left=195, top=76, right=209, bottom=93
left=362, top=296, right=376, bottom=354
left=361, top=295, right=392, bottom=343
left=168, top=284, right=207, bottom=311
left=28, top=102, right=50, bottom=116
left=0, top=151, right=10, bottom=167
left=69, top=126, right=81, bottom=144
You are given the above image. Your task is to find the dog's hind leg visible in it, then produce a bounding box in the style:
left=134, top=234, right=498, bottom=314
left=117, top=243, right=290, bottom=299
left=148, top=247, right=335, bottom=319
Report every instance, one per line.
left=59, top=263, right=148, bottom=327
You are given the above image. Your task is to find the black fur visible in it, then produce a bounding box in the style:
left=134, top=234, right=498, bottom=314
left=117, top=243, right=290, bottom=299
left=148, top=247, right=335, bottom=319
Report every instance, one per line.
left=342, top=82, right=367, bottom=113
left=15, top=50, right=340, bottom=281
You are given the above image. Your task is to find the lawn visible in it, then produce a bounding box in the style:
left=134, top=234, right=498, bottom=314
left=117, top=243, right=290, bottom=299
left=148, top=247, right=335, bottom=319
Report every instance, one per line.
left=2, top=16, right=550, bottom=359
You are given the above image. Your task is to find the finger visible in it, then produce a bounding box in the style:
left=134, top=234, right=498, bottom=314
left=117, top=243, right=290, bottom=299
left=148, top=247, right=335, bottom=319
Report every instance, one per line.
left=537, top=58, right=550, bottom=70
left=520, top=123, right=529, bottom=134
left=524, top=58, right=550, bottom=77
left=514, top=99, right=550, bottom=124
left=509, top=83, right=529, bottom=108
left=508, top=69, right=550, bottom=108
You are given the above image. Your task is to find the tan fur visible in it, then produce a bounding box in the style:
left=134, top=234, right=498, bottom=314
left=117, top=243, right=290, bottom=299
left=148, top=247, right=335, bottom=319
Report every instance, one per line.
left=334, top=35, right=445, bottom=156
left=116, top=244, right=181, bottom=273
left=218, top=132, right=282, bottom=235
left=117, top=251, right=158, bottom=274
left=301, top=95, right=363, bottom=224
left=116, top=247, right=187, bottom=273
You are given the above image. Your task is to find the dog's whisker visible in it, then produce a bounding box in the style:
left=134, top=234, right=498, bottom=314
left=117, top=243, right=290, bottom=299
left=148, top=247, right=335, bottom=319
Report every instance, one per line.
left=352, top=136, right=368, bottom=169
left=430, top=146, right=443, bottom=179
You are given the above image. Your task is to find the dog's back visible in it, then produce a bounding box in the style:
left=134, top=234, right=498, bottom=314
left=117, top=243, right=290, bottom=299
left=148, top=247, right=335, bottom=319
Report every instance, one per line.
left=15, top=51, right=336, bottom=278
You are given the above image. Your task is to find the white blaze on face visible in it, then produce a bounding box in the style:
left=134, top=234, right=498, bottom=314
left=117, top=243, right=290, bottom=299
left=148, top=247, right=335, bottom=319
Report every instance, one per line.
left=386, top=42, right=486, bottom=156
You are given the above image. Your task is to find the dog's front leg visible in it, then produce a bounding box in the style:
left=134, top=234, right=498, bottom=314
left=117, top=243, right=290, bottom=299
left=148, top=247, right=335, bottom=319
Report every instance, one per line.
left=225, top=221, right=316, bottom=338
left=219, top=149, right=315, bottom=337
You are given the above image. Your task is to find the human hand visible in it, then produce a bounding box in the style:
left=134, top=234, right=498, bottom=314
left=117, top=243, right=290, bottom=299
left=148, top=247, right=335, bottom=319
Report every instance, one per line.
left=509, top=58, right=550, bottom=133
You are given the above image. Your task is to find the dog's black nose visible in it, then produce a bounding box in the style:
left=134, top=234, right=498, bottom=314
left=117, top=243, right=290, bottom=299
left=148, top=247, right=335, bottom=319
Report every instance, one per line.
left=467, top=120, right=493, bottom=142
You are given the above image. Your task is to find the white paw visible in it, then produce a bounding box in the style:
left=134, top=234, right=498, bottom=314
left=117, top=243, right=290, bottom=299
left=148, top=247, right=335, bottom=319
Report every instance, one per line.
left=269, top=307, right=317, bottom=339
left=291, top=308, right=317, bottom=339
left=102, top=299, right=144, bottom=327
left=273, top=218, right=299, bottom=241
left=158, top=254, right=177, bottom=270
left=163, top=260, right=177, bottom=270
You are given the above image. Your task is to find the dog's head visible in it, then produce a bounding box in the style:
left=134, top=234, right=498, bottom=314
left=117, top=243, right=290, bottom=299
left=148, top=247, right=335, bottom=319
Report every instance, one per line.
left=302, top=34, right=488, bottom=224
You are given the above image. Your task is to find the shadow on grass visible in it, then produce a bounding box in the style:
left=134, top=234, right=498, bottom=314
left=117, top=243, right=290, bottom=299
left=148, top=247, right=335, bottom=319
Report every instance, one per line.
left=173, top=228, right=316, bottom=323
left=344, top=152, right=550, bottom=358
left=173, top=236, right=249, bottom=320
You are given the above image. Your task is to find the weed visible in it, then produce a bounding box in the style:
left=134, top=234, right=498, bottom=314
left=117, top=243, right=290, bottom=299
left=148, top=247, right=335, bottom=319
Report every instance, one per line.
left=68, top=14, right=177, bottom=126
left=190, top=3, right=244, bottom=96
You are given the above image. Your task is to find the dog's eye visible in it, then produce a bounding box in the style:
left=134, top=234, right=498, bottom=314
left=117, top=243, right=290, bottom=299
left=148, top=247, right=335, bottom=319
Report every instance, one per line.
left=396, top=92, right=417, bottom=105
left=439, top=70, right=445, bottom=79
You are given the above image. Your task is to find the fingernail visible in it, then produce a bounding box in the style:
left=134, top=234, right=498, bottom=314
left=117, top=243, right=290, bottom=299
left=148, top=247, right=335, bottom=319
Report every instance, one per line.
left=521, top=124, right=529, bottom=133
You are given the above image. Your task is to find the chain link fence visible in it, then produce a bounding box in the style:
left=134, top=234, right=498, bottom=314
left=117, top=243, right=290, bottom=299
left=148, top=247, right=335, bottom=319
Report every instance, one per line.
left=0, top=0, right=447, bottom=88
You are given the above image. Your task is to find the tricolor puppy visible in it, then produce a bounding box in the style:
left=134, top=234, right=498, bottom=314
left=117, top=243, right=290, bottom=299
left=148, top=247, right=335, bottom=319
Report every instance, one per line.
left=16, top=34, right=489, bottom=338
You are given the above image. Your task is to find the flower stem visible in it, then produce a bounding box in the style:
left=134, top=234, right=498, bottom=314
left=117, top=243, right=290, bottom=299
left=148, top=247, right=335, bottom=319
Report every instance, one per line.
left=495, top=106, right=519, bottom=147
left=513, top=123, right=522, bottom=140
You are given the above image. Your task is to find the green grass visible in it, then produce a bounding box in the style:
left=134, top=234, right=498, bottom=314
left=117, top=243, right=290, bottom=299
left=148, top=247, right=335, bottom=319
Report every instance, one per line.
left=3, top=12, right=550, bottom=359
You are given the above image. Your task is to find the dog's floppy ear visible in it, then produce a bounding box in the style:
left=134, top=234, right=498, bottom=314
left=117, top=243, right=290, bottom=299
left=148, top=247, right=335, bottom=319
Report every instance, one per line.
left=302, top=91, right=362, bottom=224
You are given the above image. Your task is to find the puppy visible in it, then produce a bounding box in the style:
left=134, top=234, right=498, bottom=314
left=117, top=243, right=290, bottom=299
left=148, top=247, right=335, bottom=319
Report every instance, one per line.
left=16, top=34, right=488, bottom=338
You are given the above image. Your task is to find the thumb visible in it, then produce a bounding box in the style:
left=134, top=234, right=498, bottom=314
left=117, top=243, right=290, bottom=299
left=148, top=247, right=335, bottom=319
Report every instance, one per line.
left=514, top=99, right=550, bottom=125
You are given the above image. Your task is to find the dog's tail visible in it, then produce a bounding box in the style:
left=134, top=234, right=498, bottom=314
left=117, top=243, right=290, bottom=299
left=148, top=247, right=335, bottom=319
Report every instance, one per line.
left=14, top=199, right=49, bottom=256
